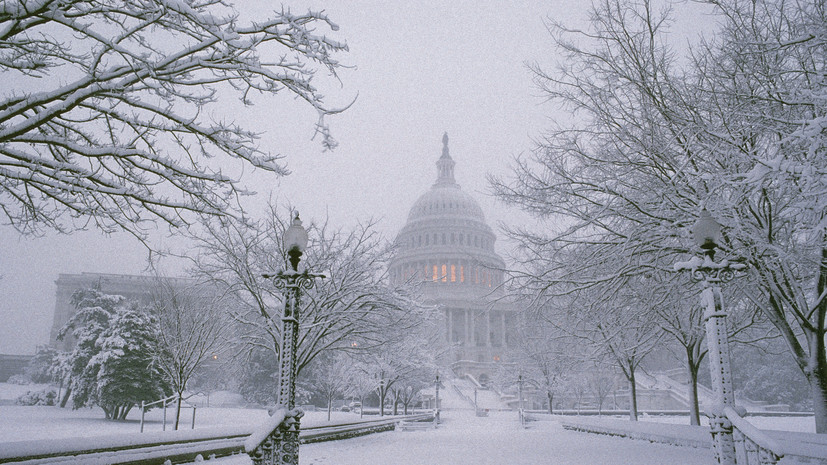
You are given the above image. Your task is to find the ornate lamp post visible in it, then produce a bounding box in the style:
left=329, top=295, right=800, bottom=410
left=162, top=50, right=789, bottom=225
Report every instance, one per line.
left=675, top=209, right=745, bottom=465
left=518, top=374, right=524, bottom=412
left=434, top=373, right=440, bottom=410
left=261, top=212, right=324, bottom=465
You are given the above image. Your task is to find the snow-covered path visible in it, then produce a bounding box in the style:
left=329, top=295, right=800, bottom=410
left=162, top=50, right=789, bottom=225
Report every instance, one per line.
left=213, top=410, right=713, bottom=465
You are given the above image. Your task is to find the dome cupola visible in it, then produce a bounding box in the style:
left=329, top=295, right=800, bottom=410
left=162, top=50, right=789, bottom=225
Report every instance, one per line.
left=390, top=133, right=505, bottom=293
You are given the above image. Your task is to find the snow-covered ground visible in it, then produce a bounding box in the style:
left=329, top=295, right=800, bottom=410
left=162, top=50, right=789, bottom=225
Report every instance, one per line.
left=636, top=412, right=816, bottom=433
left=213, top=409, right=714, bottom=465
left=0, top=381, right=816, bottom=464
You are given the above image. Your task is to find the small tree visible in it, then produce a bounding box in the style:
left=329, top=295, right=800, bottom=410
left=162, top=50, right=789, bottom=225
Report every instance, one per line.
left=587, top=362, right=614, bottom=415
left=150, top=279, right=233, bottom=429
left=344, top=366, right=376, bottom=419
left=58, top=288, right=126, bottom=408
left=58, top=288, right=167, bottom=419
left=87, top=306, right=168, bottom=420
left=309, top=354, right=351, bottom=421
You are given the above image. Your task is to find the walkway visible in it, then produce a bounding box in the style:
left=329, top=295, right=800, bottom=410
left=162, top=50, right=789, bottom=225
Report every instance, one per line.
left=211, top=410, right=712, bottom=465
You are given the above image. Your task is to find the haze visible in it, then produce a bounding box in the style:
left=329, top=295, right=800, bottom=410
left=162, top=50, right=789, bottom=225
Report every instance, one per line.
left=0, top=0, right=710, bottom=354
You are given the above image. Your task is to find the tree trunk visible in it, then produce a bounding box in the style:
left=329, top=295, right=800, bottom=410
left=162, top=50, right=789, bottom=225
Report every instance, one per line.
left=812, top=247, right=827, bottom=433
left=547, top=391, right=553, bottom=414
left=808, top=329, right=827, bottom=433
left=687, top=351, right=701, bottom=426
left=174, top=393, right=182, bottom=430
left=59, top=382, right=71, bottom=408
left=628, top=369, right=638, bottom=421
left=360, top=394, right=364, bottom=419
left=327, top=397, right=332, bottom=421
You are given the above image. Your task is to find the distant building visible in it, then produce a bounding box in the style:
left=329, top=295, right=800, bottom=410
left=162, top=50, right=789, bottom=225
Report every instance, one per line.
left=50, top=272, right=195, bottom=351
left=0, top=354, right=32, bottom=382
left=388, top=133, right=513, bottom=386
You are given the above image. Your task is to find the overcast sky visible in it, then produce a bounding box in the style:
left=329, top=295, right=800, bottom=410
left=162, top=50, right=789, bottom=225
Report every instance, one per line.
left=0, top=0, right=712, bottom=354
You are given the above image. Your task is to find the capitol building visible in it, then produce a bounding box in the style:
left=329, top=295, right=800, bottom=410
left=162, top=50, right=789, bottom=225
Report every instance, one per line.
left=388, top=134, right=514, bottom=387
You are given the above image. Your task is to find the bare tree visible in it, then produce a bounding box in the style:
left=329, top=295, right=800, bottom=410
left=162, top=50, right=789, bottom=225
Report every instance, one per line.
left=587, top=304, right=661, bottom=421
left=0, top=1, right=348, bottom=239
left=492, top=0, right=827, bottom=431
left=307, top=353, right=351, bottom=421
left=495, top=310, right=577, bottom=414
left=343, top=366, right=375, bottom=418
left=587, top=362, right=614, bottom=415
left=190, top=206, right=427, bottom=403
left=149, top=278, right=232, bottom=430
left=351, top=326, right=440, bottom=417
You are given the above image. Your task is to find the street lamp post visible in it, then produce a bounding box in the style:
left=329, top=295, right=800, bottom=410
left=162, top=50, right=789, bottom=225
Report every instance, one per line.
left=378, top=370, right=386, bottom=417
left=518, top=374, right=524, bottom=412
left=434, top=374, right=440, bottom=409
left=262, top=212, right=324, bottom=465
left=675, top=209, right=745, bottom=465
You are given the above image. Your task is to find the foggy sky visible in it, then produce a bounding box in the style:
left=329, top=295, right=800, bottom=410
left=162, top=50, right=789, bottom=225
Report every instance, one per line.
left=0, top=0, right=710, bottom=354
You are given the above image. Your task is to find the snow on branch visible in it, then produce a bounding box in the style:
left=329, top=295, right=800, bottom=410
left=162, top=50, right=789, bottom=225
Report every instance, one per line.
left=0, top=0, right=349, bottom=239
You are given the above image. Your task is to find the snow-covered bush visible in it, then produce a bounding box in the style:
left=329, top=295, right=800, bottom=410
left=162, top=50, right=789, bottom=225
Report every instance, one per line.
left=16, top=389, right=57, bottom=406
left=6, top=374, right=30, bottom=385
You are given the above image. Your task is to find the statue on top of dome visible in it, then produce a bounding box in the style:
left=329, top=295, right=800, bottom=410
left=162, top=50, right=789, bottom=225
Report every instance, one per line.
left=436, top=132, right=456, bottom=186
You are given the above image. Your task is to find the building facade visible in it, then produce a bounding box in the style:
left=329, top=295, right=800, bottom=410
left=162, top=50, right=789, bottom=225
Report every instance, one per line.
left=50, top=272, right=195, bottom=351
left=388, top=134, right=513, bottom=386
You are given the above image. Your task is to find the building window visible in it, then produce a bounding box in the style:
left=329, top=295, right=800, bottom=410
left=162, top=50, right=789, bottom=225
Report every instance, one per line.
left=441, top=264, right=447, bottom=282
left=460, top=265, right=465, bottom=283
left=451, top=233, right=455, bottom=244
left=442, top=233, right=446, bottom=245
left=433, top=265, right=438, bottom=282
left=451, top=265, right=456, bottom=282
left=425, top=235, right=429, bottom=245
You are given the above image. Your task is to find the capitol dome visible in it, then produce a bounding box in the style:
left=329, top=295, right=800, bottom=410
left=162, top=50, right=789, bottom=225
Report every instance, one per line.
left=390, top=133, right=505, bottom=291
left=389, top=134, right=511, bottom=380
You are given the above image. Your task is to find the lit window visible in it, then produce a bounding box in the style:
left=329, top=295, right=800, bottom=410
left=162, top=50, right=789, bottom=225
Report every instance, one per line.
left=460, top=266, right=464, bottom=283
left=451, top=265, right=456, bottom=282
left=442, top=265, right=447, bottom=282
left=433, top=265, right=438, bottom=281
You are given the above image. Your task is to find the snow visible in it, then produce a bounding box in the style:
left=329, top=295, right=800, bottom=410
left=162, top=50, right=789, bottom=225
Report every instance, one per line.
left=244, top=408, right=289, bottom=453
left=209, top=410, right=715, bottom=465
left=0, top=380, right=817, bottom=464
